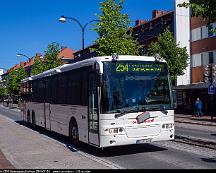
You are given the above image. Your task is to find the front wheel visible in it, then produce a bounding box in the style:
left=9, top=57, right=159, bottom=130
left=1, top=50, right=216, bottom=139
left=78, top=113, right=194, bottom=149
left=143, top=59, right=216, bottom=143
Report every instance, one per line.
left=69, top=120, right=79, bottom=147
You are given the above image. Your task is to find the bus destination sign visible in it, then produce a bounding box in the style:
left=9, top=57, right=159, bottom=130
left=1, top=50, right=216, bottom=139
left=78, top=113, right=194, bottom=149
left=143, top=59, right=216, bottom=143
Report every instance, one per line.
left=115, top=63, right=164, bottom=73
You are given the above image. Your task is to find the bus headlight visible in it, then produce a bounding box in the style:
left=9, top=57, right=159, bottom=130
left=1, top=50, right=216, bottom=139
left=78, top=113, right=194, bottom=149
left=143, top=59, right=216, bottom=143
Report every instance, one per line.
left=162, top=123, right=174, bottom=129
left=107, top=127, right=124, bottom=134
left=109, top=128, right=118, bottom=134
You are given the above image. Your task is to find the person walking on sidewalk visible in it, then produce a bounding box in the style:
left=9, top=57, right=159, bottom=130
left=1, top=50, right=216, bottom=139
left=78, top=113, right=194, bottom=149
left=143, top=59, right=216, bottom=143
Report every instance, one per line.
left=195, top=98, right=203, bottom=117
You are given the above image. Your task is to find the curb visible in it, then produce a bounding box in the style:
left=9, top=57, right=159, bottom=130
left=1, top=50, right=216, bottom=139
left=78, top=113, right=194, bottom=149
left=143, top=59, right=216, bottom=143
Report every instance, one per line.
left=175, top=120, right=216, bottom=127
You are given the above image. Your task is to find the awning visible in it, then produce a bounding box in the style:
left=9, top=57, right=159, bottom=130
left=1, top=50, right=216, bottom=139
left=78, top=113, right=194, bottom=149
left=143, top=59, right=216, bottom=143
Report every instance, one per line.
left=173, top=82, right=212, bottom=90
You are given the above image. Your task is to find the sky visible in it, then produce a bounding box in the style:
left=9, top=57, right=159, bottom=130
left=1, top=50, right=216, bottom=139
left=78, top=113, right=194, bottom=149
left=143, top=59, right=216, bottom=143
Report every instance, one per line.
left=0, top=0, right=174, bottom=70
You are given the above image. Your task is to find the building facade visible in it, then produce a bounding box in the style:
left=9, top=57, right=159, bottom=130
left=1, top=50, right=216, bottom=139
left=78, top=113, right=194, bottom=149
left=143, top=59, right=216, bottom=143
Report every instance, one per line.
left=190, top=17, right=216, bottom=83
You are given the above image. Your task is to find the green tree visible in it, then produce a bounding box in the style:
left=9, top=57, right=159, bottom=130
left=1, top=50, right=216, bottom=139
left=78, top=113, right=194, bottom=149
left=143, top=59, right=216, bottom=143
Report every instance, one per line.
left=7, top=67, right=27, bottom=95
left=43, top=42, right=63, bottom=71
left=94, top=0, right=141, bottom=56
left=0, top=87, right=7, bottom=96
left=178, top=0, right=216, bottom=33
left=31, top=57, right=44, bottom=76
left=148, top=28, right=189, bottom=82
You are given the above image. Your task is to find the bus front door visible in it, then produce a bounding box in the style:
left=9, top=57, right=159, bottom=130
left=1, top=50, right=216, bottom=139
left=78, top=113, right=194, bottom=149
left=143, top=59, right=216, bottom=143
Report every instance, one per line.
left=88, top=73, right=100, bottom=146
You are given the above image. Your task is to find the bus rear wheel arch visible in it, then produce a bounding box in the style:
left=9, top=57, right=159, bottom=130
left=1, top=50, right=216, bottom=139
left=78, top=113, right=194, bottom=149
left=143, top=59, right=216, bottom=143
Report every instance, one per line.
left=69, top=118, right=79, bottom=147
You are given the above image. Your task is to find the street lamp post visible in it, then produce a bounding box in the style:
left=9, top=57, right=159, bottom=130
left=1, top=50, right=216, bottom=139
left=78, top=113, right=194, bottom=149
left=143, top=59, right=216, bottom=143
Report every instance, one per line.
left=17, top=53, right=31, bottom=61
left=17, top=53, right=31, bottom=77
left=59, top=15, right=99, bottom=50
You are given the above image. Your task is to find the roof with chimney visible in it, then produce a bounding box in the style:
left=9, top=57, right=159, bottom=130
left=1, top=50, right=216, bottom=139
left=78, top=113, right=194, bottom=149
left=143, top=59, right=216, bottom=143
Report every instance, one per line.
left=134, top=9, right=174, bottom=29
left=7, top=47, right=76, bottom=73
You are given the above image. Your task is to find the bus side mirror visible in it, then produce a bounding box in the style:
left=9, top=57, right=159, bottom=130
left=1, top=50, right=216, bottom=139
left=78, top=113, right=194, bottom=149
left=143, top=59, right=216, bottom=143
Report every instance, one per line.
left=172, top=90, right=177, bottom=109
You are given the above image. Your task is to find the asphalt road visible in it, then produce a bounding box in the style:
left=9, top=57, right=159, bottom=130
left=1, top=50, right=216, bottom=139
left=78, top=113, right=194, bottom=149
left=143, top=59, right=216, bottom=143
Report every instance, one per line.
left=0, top=105, right=216, bottom=169
left=0, top=106, right=22, bottom=121
left=175, top=124, right=216, bottom=142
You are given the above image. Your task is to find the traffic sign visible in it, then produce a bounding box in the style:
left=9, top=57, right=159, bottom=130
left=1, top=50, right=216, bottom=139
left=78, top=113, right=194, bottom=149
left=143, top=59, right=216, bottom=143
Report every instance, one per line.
left=208, top=85, right=215, bottom=95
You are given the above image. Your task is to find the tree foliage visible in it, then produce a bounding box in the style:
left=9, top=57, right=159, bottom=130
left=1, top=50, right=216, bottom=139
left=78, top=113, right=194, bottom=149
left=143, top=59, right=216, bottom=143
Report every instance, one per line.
left=93, top=0, right=141, bottom=56
left=7, top=67, right=27, bottom=95
left=178, top=0, right=216, bottom=32
left=43, top=42, right=63, bottom=71
left=148, top=28, right=189, bottom=81
left=0, top=87, right=7, bottom=96
left=31, top=57, right=44, bottom=76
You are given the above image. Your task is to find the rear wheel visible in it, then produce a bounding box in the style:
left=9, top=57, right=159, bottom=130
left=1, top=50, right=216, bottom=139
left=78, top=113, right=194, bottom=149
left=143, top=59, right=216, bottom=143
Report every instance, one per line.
left=69, top=120, right=79, bottom=147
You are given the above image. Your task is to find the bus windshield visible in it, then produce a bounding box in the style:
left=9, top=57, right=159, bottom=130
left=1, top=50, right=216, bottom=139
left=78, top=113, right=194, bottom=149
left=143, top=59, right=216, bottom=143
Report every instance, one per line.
left=101, top=61, right=172, bottom=114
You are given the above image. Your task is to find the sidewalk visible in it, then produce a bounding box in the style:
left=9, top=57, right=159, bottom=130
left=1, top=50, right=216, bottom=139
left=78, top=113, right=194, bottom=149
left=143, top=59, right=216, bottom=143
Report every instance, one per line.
left=0, top=113, right=113, bottom=169
left=175, top=113, right=216, bottom=126
left=0, top=150, right=15, bottom=169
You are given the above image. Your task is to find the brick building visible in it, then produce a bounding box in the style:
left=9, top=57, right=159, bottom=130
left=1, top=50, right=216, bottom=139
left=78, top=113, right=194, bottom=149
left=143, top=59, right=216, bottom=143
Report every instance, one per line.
left=175, top=16, right=216, bottom=114
left=190, top=16, right=216, bottom=83
left=1, top=47, right=76, bottom=81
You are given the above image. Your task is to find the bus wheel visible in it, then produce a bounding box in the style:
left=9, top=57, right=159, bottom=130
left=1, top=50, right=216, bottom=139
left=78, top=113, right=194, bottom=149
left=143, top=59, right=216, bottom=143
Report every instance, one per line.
left=69, top=120, right=79, bottom=147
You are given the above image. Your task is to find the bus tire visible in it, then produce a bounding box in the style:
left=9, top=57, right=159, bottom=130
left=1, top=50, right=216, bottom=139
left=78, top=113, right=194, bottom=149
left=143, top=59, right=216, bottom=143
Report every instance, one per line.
left=69, top=119, right=79, bottom=147
left=27, top=110, right=31, bottom=123
left=32, top=111, right=36, bottom=128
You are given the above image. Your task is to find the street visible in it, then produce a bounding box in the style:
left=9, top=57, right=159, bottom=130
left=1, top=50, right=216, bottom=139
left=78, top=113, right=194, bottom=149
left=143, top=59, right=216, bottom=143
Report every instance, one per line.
left=175, top=123, right=216, bottom=142
left=0, top=106, right=216, bottom=169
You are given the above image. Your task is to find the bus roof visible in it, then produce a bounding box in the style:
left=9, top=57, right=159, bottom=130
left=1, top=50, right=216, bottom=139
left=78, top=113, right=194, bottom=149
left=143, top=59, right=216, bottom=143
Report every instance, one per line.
left=21, top=55, right=166, bottom=83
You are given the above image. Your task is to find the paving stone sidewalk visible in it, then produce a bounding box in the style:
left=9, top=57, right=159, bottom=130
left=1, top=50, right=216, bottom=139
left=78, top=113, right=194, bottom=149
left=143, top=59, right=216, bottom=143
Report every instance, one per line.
left=0, top=114, right=112, bottom=169
left=175, top=113, right=216, bottom=126
left=0, top=150, right=15, bottom=169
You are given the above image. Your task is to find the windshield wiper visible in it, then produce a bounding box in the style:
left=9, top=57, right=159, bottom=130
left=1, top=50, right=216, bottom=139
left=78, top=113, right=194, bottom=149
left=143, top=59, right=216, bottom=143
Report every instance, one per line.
left=149, top=105, right=168, bottom=114
left=115, top=106, right=139, bottom=118
left=114, top=105, right=149, bottom=118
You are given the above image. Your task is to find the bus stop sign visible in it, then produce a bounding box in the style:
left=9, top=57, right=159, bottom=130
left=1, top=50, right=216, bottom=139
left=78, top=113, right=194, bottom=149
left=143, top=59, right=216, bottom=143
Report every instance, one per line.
left=208, top=85, right=215, bottom=95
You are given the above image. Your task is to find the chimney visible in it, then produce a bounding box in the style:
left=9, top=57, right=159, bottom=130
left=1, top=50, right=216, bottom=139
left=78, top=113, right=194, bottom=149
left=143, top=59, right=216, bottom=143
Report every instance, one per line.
left=152, top=10, right=168, bottom=18
left=35, top=53, right=41, bottom=58
left=135, top=20, right=147, bottom=26
left=20, top=62, right=25, bottom=67
left=61, top=46, right=67, bottom=51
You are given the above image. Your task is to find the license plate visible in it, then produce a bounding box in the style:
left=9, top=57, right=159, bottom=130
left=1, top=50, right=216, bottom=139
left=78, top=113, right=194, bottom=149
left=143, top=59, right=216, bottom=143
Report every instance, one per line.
left=136, top=138, right=152, bottom=144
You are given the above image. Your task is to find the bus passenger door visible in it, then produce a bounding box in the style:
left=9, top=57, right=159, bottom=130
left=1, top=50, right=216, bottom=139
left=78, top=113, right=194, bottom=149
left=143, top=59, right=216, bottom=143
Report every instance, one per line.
left=88, top=73, right=100, bottom=146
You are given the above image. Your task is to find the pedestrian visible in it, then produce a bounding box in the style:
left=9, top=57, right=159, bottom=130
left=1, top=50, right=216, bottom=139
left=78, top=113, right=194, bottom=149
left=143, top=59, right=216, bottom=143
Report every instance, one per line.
left=195, top=98, right=203, bottom=117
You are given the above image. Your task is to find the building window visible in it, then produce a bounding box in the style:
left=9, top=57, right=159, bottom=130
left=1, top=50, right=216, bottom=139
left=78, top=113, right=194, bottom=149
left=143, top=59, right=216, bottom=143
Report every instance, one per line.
left=202, top=52, right=209, bottom=65
left=191, top=27, right=201, bottom=41
left=208, top=22, right=216, bottom=37
left=201, top=26, right=208, bottom=39
left=192, top=50, right=216, bottom=67
left=214, top=50, right=216, bottom=63
left=191, top=22, right=216, bottom=42
left=192, top=53, right=202, bottom=67
left=209, top=52, right=214, bottom=63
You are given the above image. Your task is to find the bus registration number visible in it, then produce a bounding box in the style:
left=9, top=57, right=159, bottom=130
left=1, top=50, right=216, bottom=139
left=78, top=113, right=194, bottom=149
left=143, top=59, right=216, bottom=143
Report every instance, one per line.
left=136, top=138, right=152, bottom=144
